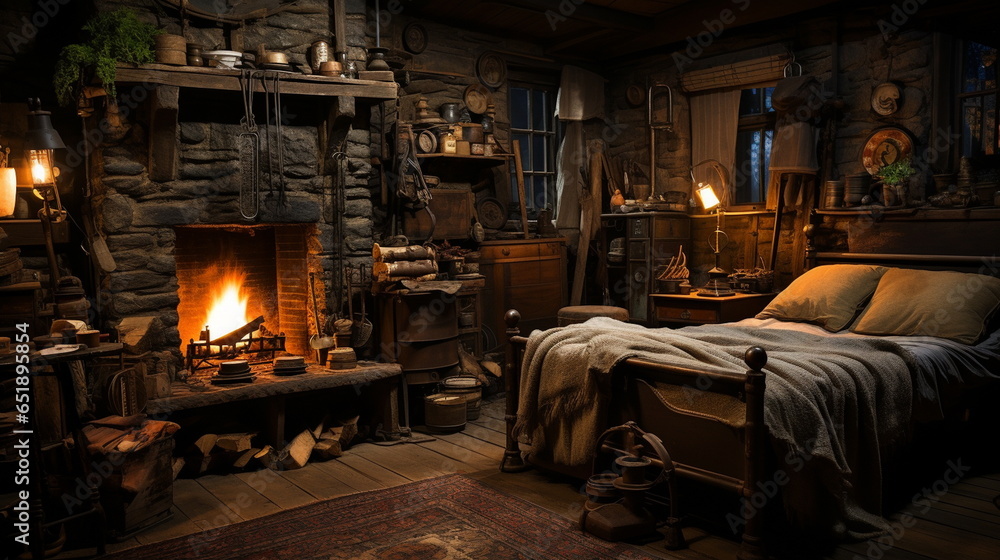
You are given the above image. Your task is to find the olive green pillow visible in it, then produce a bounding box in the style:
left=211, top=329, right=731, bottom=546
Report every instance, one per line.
left=852, top=268, right=1000, bottom=344
left=755, top=264, right=889, bottom=331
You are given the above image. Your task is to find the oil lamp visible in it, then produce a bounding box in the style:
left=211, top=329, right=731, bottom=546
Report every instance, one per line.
left=691, top=159, right=734, bottom=297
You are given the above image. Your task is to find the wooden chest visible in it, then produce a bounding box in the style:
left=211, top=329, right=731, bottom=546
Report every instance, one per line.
left=478, top=238, right=567, bottom=344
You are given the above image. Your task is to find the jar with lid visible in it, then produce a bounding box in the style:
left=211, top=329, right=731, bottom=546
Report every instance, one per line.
left=440, top=130, right=457, bottom=154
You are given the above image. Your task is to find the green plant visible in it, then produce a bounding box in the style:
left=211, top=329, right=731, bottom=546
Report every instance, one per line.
left=53, top=8, right=160, bottom=106
left=876, top=158, right=916, bottom=186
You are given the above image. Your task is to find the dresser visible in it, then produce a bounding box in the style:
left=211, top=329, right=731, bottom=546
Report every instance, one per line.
left=478, top=238, right=567, bottom=344
left=600, top=213, right=690, bottom=324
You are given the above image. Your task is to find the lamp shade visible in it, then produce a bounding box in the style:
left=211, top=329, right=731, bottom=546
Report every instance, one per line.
left=696, top=183, right=721, bottom=210
left=0, top=168, right=16, bottom=217
left=25, top=99, right=66, bottom=151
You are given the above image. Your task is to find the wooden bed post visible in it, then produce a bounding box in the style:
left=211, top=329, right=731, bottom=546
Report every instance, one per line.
left=739, top=346, right=768, bottom=560
left=501, top=309, right=528, bottom=472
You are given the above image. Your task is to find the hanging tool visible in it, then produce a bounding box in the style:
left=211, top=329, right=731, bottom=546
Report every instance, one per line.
left=238, top=68, right=260, bottom=219
left=273, top=73, right=287, bottom=205
left=261, top=73, right=275, bottom=198
left=647, top=83, right=674, bottom=199
left=308, top=272, right=334, bottom=351
left=352, top=263, right=373, bottom=347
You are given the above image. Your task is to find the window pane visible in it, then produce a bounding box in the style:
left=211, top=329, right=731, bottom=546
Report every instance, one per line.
left=513, top=133, right=530, bottom=167
left=532, top=90, right=547, bottom=131
left=734, top=130, right=762, bottom=204
left=764, top=87, right=775, bottom=112
left=762, top=129, right=773, bottom=198
left=985, top=93, right=996, bottom=155
left=511, top=87, right=529, bottom=129
left=963, top=42, right=997, bottom=93
left=962, top=97, right=983, bottom=156
left=534, top=175, right=548, bottom=211
left=739, top=88, right=764, bottom=116
left=532, top=136, right=546, bottom=172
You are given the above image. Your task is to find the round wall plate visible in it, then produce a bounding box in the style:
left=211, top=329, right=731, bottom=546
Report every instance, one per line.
left=477, top=197, right=508, bottom=229
left=464, top=83, right=492, bottom=114
left=402, top=23, right=427, bottom=54
left=862, top=127, right=913, bottom=175
left=476, top=52, right=506, bottom=89
left=871, top=82, right=902, bottom=116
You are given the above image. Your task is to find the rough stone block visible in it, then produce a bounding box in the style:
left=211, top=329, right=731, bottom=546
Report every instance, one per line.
left=103, top=156, right=145, bottom=176
left=179, top=160, right=239, bottom=180
left=102, top=194, right=135, bottom=233
left=106, top=233, right=154, bottom=252
left=117, top=315, right=165, bottom=354
left=132, top=200, right=204, bottom=226
left=105, top=177, right=157, bottom=198
left=110, top=270, right=172, bottom=293
left=113, top=292, right=180, bottom=315
left=180, top=122, right=209, bottom=144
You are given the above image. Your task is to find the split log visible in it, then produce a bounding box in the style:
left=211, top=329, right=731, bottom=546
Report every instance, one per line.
left=204, top=315, right=265, bottom=347
left=233, top=448, right=260, bottom=470
left=281, top=429, right=316, bottom=470
left=312, top=438, right=344, bottom=460
left=373, top=259, right=437, bottom=281
left=373, top=244, right=436, bottom=262
left=172, top=457, right=185, bottom=480
left=216, top=433, right=256, bottom=453
left=482, top=361, right=502, bottom=377
left=458, top=347, right=489, bottom=386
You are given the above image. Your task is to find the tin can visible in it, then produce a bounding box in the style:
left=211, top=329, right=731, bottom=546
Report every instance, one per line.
left=310, top=40, right=330, bottom=71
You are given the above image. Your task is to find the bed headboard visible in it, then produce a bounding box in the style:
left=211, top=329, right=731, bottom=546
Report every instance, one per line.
left=806, top=210, right=1000, bottom=276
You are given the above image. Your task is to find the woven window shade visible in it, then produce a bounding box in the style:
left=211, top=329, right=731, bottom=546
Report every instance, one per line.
left=681, top=53, right=791, bottom=93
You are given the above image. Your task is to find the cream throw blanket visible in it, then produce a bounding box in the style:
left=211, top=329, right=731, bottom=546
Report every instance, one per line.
left=513, top=318, right=916, bottom=539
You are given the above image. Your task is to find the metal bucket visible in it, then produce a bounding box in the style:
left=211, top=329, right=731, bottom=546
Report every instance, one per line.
left=424, top=393, right=466, bottom=433
left=441, top=376, right=482, bottom=420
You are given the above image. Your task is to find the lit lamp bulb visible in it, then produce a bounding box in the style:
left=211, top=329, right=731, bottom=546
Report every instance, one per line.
left=696, top=182, right=720, bottom=210
left=29, top=149, right=57, bottom=200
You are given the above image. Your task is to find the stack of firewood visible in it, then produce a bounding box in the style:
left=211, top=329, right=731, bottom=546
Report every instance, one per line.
left=372, top=243, right=437, bottom=282
left=175, top=416, right=359, bottom=477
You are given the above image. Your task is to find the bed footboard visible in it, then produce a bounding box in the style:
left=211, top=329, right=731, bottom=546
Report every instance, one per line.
left=499, top=309, right=769, bottom=560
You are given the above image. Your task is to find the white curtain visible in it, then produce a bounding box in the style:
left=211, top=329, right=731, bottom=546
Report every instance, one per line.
left=689, top=90, right=741, bottom=204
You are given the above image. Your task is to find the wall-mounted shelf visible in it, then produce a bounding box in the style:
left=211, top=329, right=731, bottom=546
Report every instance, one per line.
left=815, top=206, right=1000, bottom=220
left=114, top=63, right=398, bottom=99
left=415, top=153, right=508, bottom=162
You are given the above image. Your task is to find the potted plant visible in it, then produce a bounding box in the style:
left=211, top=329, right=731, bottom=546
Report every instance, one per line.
left=53, top=8, right=160, bottom=108
left=875, top=158, right=915, bottom=207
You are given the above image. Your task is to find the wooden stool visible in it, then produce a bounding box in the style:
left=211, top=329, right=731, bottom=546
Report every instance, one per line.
left=557, top=305, right=629, bottom=326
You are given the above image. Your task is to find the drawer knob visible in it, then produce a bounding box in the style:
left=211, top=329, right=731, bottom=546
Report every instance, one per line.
left=502, top=248, right=510, bottom=256
left=680, top=309, right=691, bottom=320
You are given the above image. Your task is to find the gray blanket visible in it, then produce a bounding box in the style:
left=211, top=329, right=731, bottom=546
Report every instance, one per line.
left=514, top=318, right=916, bottom=539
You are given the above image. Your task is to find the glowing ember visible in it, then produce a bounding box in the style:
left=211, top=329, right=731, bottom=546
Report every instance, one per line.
left=203, top=270, right=251, bottom=340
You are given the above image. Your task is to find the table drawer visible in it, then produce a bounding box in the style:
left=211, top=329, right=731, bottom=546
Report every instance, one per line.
left=480, top=243, right=538, bottom=261
left=655, top=305, right=719, bottom=323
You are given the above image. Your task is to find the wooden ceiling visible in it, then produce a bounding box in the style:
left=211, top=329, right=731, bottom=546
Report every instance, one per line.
left=401, top=0, right=996, bottom=62
left=402, top=0, right=843, bottom=61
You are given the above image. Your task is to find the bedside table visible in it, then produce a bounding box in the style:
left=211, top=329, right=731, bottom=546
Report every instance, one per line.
left=650, top=292, right=776, bottom=326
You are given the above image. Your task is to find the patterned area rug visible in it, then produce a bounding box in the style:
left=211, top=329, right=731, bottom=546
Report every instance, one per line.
left=101, top=474, right=662, bottom=559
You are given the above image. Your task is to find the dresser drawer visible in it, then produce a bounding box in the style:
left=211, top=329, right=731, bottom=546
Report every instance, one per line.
left=656, top=305, right=719, bottom=323
left=480, top=242, right=538, bottom=261
left=653, top=217, right=691, bottom=240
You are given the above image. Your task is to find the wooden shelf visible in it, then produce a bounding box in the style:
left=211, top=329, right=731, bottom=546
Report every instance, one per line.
left=815, top=206, right=1000, bottom=220
left=0, top=219, right=70, bottom=246
left=416, top=153, right=508, bottom=162
left=114, top=63, right=398, bottom=100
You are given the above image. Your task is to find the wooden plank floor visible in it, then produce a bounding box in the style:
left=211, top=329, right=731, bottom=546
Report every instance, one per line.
left=98, top=396, right=1000, bottom=559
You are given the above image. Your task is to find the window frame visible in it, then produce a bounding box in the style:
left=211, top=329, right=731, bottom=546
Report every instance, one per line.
left=955, top=39, right=998, bottom=159
left=732, top=86, right=776, bottom=207
left=508, top=81, right=560, bottom=220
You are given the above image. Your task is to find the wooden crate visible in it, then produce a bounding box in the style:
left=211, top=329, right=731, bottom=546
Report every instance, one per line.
left=100, top=436, right=175, bottom=538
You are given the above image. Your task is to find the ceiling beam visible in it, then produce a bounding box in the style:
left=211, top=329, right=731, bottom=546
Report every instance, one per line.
left=545, top=28, right=616, bottom=53
left=603, top=0, right=844, bottom=60
left=485, top=0, right=655, bottom=32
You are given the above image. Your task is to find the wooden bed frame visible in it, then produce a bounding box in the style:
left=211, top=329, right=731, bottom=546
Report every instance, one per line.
left=499, top=245, right=1000, bottom=560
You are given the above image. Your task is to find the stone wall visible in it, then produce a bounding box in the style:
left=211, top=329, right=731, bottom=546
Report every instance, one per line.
left=604, top=12, right=938, bottom=287
left=85, top=0, right=386, bottom=369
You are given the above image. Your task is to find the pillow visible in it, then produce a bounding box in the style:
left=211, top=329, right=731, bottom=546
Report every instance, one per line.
left=851, top=268, right=1000, bottom=344
left=755, top=264, right=889, bottom=331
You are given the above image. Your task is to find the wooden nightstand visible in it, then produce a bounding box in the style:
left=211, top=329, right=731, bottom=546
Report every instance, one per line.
left=650, top=292, right=776, bottom=326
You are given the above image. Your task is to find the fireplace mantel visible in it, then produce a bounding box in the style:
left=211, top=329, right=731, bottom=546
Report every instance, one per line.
left=115, top=63, right=398, bottom=99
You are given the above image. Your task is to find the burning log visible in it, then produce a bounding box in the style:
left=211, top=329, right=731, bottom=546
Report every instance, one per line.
left=373, top=244, right=436, bottom=262
left=204, top=315, right=266, bottom=347
left=372, top=259, right=437, bottom=281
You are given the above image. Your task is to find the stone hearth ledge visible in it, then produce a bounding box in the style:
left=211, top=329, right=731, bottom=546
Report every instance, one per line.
left=146, top=361, right=401, bottom=414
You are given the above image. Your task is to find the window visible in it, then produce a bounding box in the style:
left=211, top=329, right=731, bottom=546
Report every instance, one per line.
left=958, top=41, right=998, bottom=157
left=510, top=84, right=558, bottom=218
left=733, top=87, right=775, bottom=205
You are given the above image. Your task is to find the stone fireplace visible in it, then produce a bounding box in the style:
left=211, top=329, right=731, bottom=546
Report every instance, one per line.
left=93, top=91, right=389, bottom=375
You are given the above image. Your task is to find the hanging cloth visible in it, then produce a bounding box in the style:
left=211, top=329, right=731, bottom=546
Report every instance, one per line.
left=689, top=90, right=741, bottom=201
left=767, top=75, right=821, bottom=209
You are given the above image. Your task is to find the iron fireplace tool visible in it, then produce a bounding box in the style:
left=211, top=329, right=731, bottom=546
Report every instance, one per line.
left=238, top=68, right=260, bottom=219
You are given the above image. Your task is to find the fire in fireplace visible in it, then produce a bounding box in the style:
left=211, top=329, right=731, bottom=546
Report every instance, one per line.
left=174, top=224, right=316, bottom=369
